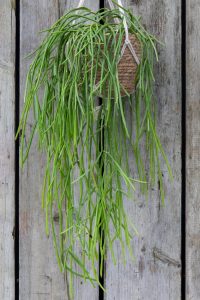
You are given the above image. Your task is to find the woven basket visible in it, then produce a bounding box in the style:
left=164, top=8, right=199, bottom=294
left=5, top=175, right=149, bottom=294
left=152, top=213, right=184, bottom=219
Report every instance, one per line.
left=96, top=33, right=142, bottom=97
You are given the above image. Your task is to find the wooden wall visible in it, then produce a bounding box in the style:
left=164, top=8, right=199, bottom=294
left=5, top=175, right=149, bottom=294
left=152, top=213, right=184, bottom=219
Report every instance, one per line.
left=0, top=0, right=199, bottom=299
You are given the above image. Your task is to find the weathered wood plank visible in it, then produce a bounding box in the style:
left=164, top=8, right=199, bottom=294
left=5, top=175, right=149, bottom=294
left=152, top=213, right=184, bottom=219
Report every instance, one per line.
left=19, top=3, right=67, bottom=299
left=186, top=1, right=200, bottom=299
left=58, top=3, right=100, bottom=299
left=105, top=1, right=182, bottom=299
left=0, top=1, right=15, bottom=299
left=19, top=1, right=99, bottom=299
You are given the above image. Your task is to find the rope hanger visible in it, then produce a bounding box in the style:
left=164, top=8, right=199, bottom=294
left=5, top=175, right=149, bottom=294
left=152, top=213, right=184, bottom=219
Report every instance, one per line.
left=76, top=0, right=140, bottom=65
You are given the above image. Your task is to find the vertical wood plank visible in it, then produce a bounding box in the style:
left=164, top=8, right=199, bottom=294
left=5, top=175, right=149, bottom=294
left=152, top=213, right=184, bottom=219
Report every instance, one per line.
left=58, top=3, right=100, bottom=300
left=19, top=1, right=99, bottom=299
left=19, top=3, right=68, bottom=299
left=186, top=1, right=200, bottom=299
left=0, top=1, right=15, bottom=299
left=105, top=1, right=182, bottom=299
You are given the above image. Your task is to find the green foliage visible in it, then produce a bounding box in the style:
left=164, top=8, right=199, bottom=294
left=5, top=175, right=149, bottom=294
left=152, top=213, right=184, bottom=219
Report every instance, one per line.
left=17, top=5, right=172, bottom=296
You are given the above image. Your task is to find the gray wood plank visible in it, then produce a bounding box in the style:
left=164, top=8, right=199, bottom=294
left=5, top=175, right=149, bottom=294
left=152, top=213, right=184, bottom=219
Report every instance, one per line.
left=58, top=3, right=100, bottom=299
left=0, top=1, right=15, bottom=299
left=19, top=1, right=99, bottom=299
left=186, top=1, right=200, bottom=299
left=104, top=1, right=182, bottom=299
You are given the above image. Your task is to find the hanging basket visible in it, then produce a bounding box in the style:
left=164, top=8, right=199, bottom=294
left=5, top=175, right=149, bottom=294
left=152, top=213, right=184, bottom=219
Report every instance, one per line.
left=116, top=33, right=142, bottom=96
left=95, top=33, right=142, bottom=97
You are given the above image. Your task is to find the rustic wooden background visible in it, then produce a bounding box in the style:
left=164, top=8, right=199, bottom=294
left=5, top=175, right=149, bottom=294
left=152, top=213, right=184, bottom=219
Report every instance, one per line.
left=0, top=0, right=199, bottom=299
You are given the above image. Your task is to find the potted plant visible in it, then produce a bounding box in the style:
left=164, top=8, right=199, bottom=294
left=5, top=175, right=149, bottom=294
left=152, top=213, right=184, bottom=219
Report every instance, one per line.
left=17, top=0, right=172, bottom=296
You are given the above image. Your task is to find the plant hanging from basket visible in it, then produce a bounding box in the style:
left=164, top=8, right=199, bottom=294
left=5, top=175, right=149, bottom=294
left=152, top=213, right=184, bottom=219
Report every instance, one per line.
left=17, top=0, right=172, bottom=295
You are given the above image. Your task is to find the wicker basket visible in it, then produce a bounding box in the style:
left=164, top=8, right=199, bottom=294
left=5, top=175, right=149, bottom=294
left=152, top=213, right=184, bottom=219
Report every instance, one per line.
left=96, top=33, right=142, bottom=97
left=117, top=34, right=142, bottom=96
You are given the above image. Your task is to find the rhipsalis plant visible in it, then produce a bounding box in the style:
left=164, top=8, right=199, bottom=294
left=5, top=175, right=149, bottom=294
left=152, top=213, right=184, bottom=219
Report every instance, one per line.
left=17, top=1, right=172, bottom=296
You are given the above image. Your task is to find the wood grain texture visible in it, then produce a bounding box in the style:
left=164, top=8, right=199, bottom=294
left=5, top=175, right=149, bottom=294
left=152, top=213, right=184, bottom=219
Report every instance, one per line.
left=58, top=3, right=100, bottom=300
left=105, top=1, right=182, bottom=299
left=19, top=1, right=99, bottom=299
left=0, top=1, right=15, bottom=299
left=186, top=1, right=200, bottom=299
